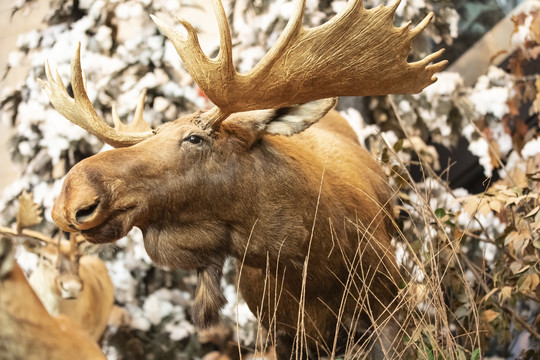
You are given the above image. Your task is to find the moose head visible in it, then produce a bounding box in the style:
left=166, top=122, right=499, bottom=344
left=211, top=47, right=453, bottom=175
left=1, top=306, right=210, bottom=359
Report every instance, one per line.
left=40, top=0, right=446, bottom=358
left=0, top=191, right=114, bottom=342
left=24, top=233, right=83, bottom=299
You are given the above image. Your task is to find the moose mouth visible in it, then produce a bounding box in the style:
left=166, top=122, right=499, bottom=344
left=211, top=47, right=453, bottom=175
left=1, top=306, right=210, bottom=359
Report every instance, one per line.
left=78, top=207, right=138, bottom=244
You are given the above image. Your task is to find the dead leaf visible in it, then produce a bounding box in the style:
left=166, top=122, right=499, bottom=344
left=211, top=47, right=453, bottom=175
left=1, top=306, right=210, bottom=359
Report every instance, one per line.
left=463, top=196, right=481, bottom=216
left=510, top=261, right=529, bottom=274
left=521, top=79, right=537, bottom=104
left=202, top=351, right=231, bottom=360
left=525, top=206, right=540, bottom=218
left=481, top=288, right=498, bottom=304
left=518, top=273, right=533, bottom=292
left=16, top=190, right=42, bottom=232
left=489, top=199, right=502, bottom=213
left=514, top=234, right=530, bottom=256
left=482, top=309, right=500, bottom=323
left=499, top=286, right=513, bottom=303
left=479, top=202, right=492, bottom=216
left=489, top=140, right=501, bottom=170
left=530, top=273, right=540, bottom=292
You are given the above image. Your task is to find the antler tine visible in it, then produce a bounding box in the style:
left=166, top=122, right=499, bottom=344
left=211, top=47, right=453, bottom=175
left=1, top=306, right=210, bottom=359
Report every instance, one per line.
left=388, top=0, right=402, bottom=16
left=0, top=225, right=56, bottom=246
left=250, top=0, right=306, bottom=75
left=155, top=0, right=447, bottom=130
left=112, top=89, right=153, bottom=133
left=211, top=0, right=233, bottom=66
left=39, top=43, right=154, bottom=148
left=151, top=0, right=236, bottom=130
left=150, top=0, right=235, bottom=68
left=409, top=11, right=434, bottom=38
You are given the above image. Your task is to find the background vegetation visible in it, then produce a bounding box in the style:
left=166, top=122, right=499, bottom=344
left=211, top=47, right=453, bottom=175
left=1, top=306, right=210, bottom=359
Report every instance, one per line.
left=0, top=0, right=538, bottom=359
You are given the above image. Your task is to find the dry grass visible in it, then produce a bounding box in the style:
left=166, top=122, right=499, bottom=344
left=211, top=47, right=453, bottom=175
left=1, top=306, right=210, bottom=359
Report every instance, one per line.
left=223, top=95, right=540, bottom=360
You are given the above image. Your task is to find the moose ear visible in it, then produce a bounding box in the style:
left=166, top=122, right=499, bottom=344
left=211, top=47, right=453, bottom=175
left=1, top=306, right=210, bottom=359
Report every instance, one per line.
left=264, top=98, right=337, bottom=136
left=224, top=98, right=336, bottom=147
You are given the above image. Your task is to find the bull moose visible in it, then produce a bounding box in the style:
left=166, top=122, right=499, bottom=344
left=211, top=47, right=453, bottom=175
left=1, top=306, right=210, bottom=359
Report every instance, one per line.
left=39, top=0, right=446, bottom=358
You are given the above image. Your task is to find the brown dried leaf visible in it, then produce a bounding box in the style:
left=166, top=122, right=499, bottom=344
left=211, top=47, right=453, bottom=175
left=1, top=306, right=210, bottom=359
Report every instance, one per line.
left=525, top=206, right=540, bottom=218
left=508, top=96, right=521, bottom=116
left=481, top=288, right=498, bottom=304
left=489, top=140, right=501, bottom=170
left=522, top=80, right=538, bottom=103
left=510, top=261, right=528, bottom=274
left=489, top=199, right=502, bottom=213
left=499, top=286, right=513, bottom=303
left=530, top=273, right=540, bottom=292
left=16, top=190, right=42, bottom=232
left=479, top=202, right=492, bottom=216
left=463, top=197, right=481, bottom=216
left=514, top=234, right=530, bottom=255
left=517, top=273, right=534, bottom=292
left=482, top=309, right=500, bottom=323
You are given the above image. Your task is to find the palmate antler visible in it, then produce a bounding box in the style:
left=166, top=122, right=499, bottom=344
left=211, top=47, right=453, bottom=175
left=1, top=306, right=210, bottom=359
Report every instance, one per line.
left=41, top=0, right=446, bottom=144
left=153, top=0, right=447, bottom=129
left=38, top=43, right=154, bottom=148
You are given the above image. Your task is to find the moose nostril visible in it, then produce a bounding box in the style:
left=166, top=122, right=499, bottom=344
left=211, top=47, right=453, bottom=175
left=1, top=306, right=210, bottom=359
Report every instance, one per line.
left=75, top=202, right=99, bottom=223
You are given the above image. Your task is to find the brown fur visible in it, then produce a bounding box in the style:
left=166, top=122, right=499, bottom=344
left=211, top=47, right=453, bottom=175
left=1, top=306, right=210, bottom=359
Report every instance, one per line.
left=28, top=241, right=114, bottom=341
left=0, top=238, right=106, bottom=359
left=52, top=105, right=402, bottom=359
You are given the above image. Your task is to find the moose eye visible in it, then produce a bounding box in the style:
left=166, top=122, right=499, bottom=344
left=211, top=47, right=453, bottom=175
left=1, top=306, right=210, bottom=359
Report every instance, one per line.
left=185, top=135, right=203, bottom=145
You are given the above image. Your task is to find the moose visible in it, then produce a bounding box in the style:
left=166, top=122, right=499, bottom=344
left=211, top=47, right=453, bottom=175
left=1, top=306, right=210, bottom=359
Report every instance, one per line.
left=0, top=191, right=114, bottom=342
left=40, top=0, right=446, bottom=358
left=0, top=237, right=106, bottom=359
left=26, top=233, right=114, bottom=341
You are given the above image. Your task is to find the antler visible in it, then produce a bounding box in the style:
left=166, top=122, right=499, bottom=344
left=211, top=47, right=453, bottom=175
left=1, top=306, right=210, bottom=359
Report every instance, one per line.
left=0, top=191, right=57, bottom=245
left=153, top=0, right=447, bottom=130
left=38, top=43, right=154, bottom=148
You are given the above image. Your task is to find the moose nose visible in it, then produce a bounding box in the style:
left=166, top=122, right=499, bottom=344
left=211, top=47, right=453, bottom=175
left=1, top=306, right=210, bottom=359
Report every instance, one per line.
left=57, top=274, right=83, bottom=299
left=53, top=196, right=102, bottom=231
left=52, top=170, right=105, bottom=232
left=75, top=200, right=99, bottom=224
left=74, top=200, right=100, bottom=226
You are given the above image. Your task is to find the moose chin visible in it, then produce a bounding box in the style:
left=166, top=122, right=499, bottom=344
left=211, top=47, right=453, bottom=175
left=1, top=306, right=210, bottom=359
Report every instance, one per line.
left=42, top=0, right=447, bottom=358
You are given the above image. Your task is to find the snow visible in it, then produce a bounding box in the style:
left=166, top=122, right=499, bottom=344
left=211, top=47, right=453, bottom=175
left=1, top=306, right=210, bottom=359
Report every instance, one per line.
left=469, top=67, right=510, bottom=118
left=521, top=137, right=540, bottom=159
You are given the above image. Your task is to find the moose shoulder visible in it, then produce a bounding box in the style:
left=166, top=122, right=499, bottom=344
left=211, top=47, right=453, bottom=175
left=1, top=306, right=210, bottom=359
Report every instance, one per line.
left=41, top=0, right=446, bottom=358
